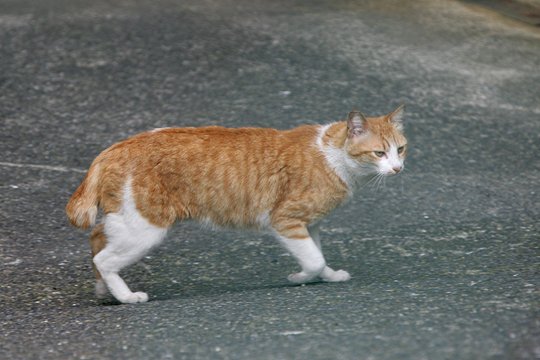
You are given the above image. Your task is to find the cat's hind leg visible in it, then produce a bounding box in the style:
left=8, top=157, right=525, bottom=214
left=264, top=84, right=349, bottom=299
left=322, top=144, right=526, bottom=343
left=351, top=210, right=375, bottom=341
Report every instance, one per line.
left=308, top=224, right=351, bottom=282
left=93, top=211, right=167, bottom=304
left=93, top=180, right=168, bottom=304
left=89, top=224, right=109, bottom=299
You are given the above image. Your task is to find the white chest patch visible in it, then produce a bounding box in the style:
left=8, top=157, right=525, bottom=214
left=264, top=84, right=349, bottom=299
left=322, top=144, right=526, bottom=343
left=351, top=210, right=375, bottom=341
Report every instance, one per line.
left=316, top=124, right=358, bottom=191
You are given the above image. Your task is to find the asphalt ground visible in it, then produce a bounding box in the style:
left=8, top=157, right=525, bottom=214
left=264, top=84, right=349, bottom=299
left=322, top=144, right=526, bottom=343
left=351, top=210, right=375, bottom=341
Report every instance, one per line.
left=1, top=0, right=539, bottom=359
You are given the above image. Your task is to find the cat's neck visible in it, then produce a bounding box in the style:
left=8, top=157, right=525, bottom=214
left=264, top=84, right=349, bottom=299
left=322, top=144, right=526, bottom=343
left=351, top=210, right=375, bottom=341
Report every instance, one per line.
left=316, top=122, right=372, bottom=192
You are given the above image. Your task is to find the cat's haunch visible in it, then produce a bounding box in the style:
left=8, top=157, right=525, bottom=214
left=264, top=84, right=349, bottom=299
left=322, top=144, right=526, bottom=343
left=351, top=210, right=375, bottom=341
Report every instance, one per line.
left=66, top=105, right=407, bottom=304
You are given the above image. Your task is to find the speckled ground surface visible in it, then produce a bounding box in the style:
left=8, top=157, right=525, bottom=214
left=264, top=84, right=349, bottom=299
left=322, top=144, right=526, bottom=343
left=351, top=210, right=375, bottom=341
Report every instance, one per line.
left=1, top=0, right=539, bottom=359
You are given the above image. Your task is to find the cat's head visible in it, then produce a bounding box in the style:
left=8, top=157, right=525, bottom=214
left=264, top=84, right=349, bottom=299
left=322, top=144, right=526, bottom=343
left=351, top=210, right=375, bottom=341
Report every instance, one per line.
left=344, top=105, right=407, bottom=176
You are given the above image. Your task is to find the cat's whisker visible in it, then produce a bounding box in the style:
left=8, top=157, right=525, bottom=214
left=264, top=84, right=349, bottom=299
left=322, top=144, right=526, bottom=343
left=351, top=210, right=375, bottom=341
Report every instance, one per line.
left=371, top=175, right=381, bottom=188
left=376, top=174, right=386, bottom=192
left=357, top=174, right=380, bottom=191
left=374, top=176, right=381, bottom=191
left=365, top=173, right=383, bottom=192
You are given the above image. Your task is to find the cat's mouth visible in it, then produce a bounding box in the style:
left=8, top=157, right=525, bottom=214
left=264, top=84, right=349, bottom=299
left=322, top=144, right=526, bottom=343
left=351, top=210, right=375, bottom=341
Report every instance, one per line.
left=382, top=165, right=403, bottom=176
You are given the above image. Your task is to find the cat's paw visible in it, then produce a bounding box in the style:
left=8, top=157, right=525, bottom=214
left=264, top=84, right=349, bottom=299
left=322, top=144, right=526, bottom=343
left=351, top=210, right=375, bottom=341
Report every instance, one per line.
left=95, top=279, right=109, bottom=299
left=288, top=271, right=317, bottom=284
left=120, top=291, right=149, bottom=304
left=320, top=267, right=351, bottom=282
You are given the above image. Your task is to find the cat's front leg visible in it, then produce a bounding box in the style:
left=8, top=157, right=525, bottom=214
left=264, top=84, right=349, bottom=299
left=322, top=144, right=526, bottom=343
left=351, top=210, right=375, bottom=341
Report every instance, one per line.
left=308, top=223, right=351, bottom=283
left=274, top=226, right=326, bottom=283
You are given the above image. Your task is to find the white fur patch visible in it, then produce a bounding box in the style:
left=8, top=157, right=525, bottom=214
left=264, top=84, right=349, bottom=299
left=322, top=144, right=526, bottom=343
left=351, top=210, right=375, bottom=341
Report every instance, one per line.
left=316, top=124, right=362, bottom=191
left=377, top=144, right=404, bottom=175
left=150, top=127, right=171, bottom=133
left=108, top=179, right=168, bottom=244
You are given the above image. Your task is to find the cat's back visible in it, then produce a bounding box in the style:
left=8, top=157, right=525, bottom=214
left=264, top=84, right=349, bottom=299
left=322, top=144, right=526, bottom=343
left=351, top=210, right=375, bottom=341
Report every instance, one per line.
left=143, top=124, right=318, bottom=146
left=102, top=124, right=319, bottom=161
left=148, top=125, right=280, bottom=141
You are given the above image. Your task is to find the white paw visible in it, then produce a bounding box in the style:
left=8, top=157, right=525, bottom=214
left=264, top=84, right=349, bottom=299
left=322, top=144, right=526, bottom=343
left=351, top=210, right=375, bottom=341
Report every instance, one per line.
left=120, top=291, right=149, bottom=304
left=288, top=271, right=317, bottom=284
left=320, top=268, right=351, bottom=282
left=95, top=279, right=109, bottom=299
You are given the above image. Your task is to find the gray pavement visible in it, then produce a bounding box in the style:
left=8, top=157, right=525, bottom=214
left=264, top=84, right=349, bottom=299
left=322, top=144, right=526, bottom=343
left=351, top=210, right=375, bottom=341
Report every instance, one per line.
left=1, top=0, right=539, bottom=359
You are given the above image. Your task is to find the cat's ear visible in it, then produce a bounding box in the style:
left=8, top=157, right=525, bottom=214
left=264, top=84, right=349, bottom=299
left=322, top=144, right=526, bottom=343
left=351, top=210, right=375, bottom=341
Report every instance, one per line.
left=347, top=110, right=368, bottom=138
left=387, top=104, right=405, bottom=131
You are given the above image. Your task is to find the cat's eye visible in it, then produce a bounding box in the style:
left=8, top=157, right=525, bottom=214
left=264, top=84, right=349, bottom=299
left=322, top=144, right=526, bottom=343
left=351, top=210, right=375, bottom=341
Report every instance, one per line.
left=374, top=151, right=386, bottom=158
left=397, top=146, right=405, bottom=154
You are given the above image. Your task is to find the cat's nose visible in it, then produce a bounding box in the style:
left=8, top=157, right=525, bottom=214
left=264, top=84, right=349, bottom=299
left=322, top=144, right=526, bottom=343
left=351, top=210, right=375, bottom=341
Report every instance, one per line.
left=392, top=166, right=402, bottom=174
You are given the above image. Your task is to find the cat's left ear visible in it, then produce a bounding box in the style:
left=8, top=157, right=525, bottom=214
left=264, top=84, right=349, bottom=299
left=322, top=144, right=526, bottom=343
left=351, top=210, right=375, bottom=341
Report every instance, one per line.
left=347, top=111, right=368, bottom=138
left=387, top=104, right=405, bottom=131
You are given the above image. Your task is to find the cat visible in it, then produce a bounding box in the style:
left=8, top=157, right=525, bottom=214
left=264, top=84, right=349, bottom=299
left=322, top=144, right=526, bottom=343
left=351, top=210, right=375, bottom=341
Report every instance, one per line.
left=66, top=105, right=407, bottom=304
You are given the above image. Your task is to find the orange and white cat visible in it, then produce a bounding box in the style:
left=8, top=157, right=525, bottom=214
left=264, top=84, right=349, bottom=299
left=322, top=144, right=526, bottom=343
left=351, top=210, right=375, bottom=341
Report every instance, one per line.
left=66, top=105, right=407, bottom=304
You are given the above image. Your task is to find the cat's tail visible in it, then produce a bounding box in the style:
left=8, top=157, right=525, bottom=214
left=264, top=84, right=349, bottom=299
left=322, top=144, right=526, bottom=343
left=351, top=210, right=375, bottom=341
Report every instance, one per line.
left=66, top=162, right=101, bottom=229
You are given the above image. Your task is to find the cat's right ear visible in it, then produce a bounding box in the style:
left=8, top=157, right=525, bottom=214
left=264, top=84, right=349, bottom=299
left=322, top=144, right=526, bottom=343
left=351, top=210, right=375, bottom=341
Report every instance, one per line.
left=347, top=111, right=367, bottom=138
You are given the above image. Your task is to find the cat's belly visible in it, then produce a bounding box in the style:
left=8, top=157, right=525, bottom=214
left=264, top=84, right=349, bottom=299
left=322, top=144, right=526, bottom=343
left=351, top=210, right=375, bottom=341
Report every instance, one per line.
left=196, top=209, right=271, bottom=230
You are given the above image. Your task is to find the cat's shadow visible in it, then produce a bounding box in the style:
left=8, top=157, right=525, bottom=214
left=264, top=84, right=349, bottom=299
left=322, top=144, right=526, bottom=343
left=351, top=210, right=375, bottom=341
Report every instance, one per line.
left=97, top=279, right=332, bottom=306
